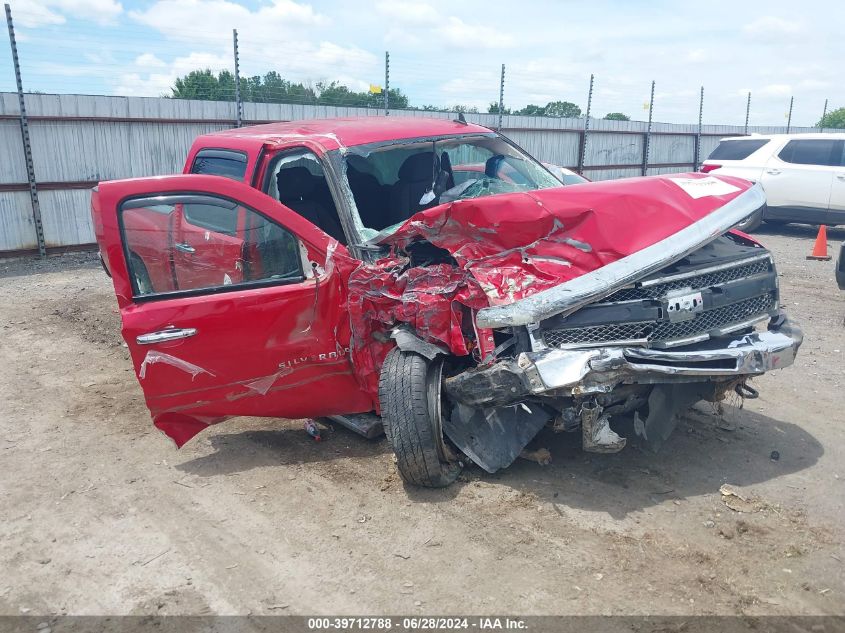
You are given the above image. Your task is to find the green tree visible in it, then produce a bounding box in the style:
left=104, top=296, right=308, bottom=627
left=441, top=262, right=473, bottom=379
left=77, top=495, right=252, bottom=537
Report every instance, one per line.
left=170, top=69, right=408, bottom=109
left=252, top=71, right=315, bottom=104
left=516, top=103, right=545, bottom=116
left=543, top=100, right=581, bottom=118
left=172, top=69, right=227, bottom=100
left=487, top=102, right=511, bottom=114
left=512, top=101, right=581, bottom=117
left=380, top=88, right=409, bottom=109
left=818, top=107, right=845, bottom=129
left=315, top=80, right=367, bottom=107
left=604, top=112, right=631, bottom=121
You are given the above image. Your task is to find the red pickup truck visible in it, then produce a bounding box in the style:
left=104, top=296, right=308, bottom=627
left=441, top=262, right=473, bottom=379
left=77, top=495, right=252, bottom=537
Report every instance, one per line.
left=92, top=116, right=802, bottom=488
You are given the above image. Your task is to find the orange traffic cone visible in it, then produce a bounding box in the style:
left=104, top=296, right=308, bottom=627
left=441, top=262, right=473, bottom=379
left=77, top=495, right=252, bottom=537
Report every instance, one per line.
left=807, top=225, right=832, bottom=261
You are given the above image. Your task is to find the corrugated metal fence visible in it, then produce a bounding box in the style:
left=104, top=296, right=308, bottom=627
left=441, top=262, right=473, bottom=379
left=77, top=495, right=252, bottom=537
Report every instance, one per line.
left=0, top=92, right=834, bottom=255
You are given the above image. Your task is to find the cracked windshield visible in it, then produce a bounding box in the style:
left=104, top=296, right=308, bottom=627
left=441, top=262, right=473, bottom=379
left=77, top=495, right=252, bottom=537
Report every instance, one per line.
left=343, top=135, right=561, bottom=240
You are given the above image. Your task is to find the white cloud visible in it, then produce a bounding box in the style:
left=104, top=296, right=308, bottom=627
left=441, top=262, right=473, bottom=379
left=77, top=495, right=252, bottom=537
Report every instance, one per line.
left=440, top=17, right=515, bottom=49
left=84, top=51, right=115, bottom=64
left=125, top=0, right=378, bottom=89
left=15, top=0, right=123, bottom=26
left=686, top=49, right=708, bottom=63
left=12, top=3, right=65, bottom=27
left=375, top=1, right=438, bottom=26
left=759, top=83, right=792, bottom=97
left=30, top=61, right=107, bottom=76
left=743, top=16, right=804, bottom=38
left=307, top=41, right=376, bottom=71
left=135, top=53, right=167, bottom=69
left=130, top=0, right=324, bottom=44
left=377, top=2, right=514, bottom=50
left=239, top=41, right=379, bottom=85
left=115, top=51, right=233, bottom=96
left=797, top=78, right=829, bottom=90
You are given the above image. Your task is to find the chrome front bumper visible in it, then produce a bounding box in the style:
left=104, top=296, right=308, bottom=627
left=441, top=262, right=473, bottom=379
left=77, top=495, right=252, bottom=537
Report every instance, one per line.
left=518, top=315, right=802, bottom=396
left=444, top=314, right=802, bottom=407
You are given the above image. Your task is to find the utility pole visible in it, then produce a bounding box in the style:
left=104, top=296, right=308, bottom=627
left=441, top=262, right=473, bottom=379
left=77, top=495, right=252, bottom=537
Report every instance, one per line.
left=694, top=86, right=704, bottom=171
left=497, top=64, right=505, bottom=131
left=384, top=51, right=389, bottom=116
left=5, top=3, right=46, bottom=257
left=578, top=74, right=594, bottom=176
left=642, top=80, right=655, bottom=177
left=786, top=96, right=793, bottom=133
left=744, top=92, right=751, bottom=135
left=232, top=29, right=242, bottom=127
left=820, top=98, right=828, bottom=129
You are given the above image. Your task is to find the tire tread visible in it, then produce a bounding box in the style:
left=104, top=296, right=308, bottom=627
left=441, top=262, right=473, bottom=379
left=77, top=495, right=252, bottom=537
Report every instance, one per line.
left=378, top=349, right=460, bottom=488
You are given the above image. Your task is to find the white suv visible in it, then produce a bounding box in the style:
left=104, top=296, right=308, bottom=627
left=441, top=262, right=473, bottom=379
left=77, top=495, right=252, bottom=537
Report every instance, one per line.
left=701, top=133, right=845, bottom=231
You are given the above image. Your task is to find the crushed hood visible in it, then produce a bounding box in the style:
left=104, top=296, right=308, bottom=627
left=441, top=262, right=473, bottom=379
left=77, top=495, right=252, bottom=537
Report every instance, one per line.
left=345, top=173, right=764, bottom=399
left=380, top=173, right=761, bottom=312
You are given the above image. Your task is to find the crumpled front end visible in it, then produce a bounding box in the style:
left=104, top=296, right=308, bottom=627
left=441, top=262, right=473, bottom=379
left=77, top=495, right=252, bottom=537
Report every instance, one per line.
left=444, top=314, right=801, bottom=464
left=346, top=173, right=802, bottom=473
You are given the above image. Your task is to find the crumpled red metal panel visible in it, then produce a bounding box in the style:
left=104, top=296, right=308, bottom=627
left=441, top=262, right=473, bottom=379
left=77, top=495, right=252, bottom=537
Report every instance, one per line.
left=383, top=174, right=755, bottom=304
left=345, top=173, right=755, bottom=399
left=346, top=257, right=489, bottom=401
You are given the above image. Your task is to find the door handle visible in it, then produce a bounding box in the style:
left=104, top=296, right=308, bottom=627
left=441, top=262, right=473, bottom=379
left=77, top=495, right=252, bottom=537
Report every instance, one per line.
left=765, top=169, right=781, bottom=175
left=174, top=242, right=195, bottom=253
left=837, top=173, right=845, bottom=180
left=136, top=327, right=198, bottom=345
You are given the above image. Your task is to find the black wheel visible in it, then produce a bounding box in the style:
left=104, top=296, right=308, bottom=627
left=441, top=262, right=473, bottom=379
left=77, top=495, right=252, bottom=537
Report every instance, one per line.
left=130, top=253, right=154, bottom=295
left=378, top=348, right=462, bottom=488
left=736, top=208, right=763, bottom=232
left=763, top=219, right=788, bottom=228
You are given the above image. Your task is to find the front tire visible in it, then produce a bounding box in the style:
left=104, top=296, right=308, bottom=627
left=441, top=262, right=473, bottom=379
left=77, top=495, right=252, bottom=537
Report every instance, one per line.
left=378, top=349, right=462, bottom=488
left=130, top=253, right=154, bottom=295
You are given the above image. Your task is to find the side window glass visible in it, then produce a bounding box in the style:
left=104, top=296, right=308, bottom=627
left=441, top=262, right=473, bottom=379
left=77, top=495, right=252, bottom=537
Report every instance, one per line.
left=265, top=150, right=347, bottom=245
left=191, top=149, right=248, bottom=181
left=120, top=196, right=303, bottom=298
left=184, top=203, right=238, bottom=236
left=708, top=139, right=769, bottom=160
left=778, top=140, right=838, bottom=166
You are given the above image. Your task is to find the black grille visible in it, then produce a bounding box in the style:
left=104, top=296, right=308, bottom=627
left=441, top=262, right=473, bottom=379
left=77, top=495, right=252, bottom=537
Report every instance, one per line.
left=607, top=259, right=771, bottom=302
left=543, top=293, right=775, bottom=348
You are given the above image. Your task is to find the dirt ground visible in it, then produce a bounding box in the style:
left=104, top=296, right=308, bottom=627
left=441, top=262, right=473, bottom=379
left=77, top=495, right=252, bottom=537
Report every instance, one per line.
left=1, top=224, right=844, bottom=617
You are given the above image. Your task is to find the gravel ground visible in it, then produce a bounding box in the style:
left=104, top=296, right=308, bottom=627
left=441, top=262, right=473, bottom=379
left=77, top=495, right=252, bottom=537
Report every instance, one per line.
left=0, top=225, right=844, bottom=617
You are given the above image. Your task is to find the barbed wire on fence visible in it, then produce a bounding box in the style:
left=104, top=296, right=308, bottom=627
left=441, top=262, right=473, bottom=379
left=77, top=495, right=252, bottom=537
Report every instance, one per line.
left=2, top=4, right=837, bottom=130
left=2, top=1, right=843, bottom=257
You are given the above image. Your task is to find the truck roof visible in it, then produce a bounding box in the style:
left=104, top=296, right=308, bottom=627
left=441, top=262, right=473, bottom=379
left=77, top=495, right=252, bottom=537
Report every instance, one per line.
left=200, top=116, right=494, bottom=153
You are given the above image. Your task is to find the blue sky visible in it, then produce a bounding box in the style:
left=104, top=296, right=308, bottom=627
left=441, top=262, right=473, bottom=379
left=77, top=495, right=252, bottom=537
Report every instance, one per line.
left=2, top=0, right=843, bottom=126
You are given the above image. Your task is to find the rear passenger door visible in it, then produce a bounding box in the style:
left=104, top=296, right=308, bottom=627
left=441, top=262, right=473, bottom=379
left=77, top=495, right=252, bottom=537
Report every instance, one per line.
left=761, top=139, right=841, bottom=223
left=172, top=200, right=246, bottom=289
